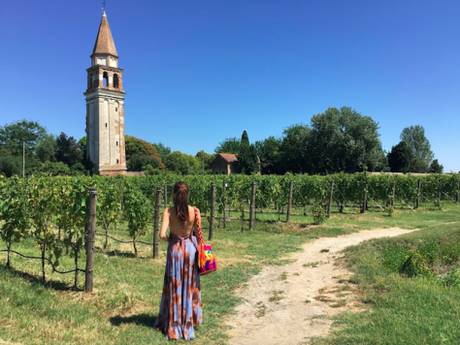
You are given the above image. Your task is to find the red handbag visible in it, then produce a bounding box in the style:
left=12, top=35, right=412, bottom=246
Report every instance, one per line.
left=194, top=208, right=217, bottom=276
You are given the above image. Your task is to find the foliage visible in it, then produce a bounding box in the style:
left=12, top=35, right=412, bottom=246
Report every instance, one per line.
left=309, top=107, right=386, bottom=173
left=277, top=124, right=310, bottom=174
left=430, top=159, right=443, bottom=173
left=214, top=137, right=240, bottom=154
left=311, top=202, right=326, bottom=225
left=125, top=135, right=164, bottom=171
left=238, top=131, right=259, bottom=175
left=385, top=205, right=395, bottom=217
left=56, top=132, right=84, bottom=167
left=400, top=125, right=434, bottom=173
left=36, top=134, right=58, bottom=163
left=388, top=141, right=411, bottom=173
left=164, top=151, right=201, bottom=175
left=255, top=136, right=282, bottom=175
left=195, top=150, right=216, bottom=174
left=152, top=142, right=171, bottom=162
left=0, top=155, right=22, bottom=177
left=0, top=119, right=47, bottom=156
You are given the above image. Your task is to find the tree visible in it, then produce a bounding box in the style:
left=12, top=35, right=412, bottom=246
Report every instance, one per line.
left=255, top=136, right=282, bottom=174
left=308, top=107, right=386, bottom=173
left=125, top=136, right=164, bottom=171
left=238, top=131, right=259, bottom=174
left=56, top=132, right=83, bottom=167
left=36, top=134, right=57, bottom=163
left=388, top=141, right=411, bottom=173
left=400, top=125, right=434, bottom=173
left=152, top=142, right=171, bottom=162
left=0, top=120, right=47, bottom=156
left=0, top=156, right=22, bottom=177
left=430, top=159, right=443, bottom=173
left=214, top=137, right=240, bottom=154
left=164, top=151, right=201, bottom=175
left=278, top=124, right=312, bottom=174
left=195, top=150, right=215, bottom=174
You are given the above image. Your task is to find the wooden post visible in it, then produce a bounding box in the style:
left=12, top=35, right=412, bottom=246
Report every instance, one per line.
left=286, top=180, right=294, bottom=222
left=361, top=183, right=367, bottom=214
left=457, top=180, right=460, bottom=204
left=327, top=180, right=334, bottom=218
left=163, top=184, right=168, bottom=208
left=249, top=181, right=256, bottom=230
left=85, top=188, right=97, bottom=293
left=222, top=182, right=227, bottom=229
left=415, top=179, right=421, bottom=209
left=391, top=178, right=395, bottom=207
left=438, top=179, right=442, bottom=202
left=209, top=183, right=215, bottom=240
left=153, top=187, right=162, bottom=259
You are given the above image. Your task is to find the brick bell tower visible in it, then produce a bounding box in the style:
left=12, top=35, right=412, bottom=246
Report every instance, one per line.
left=84, top=10, right=127, bottom=176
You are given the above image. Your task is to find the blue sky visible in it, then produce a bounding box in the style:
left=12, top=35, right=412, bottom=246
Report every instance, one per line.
left=0, top=0, right=459, bottom=172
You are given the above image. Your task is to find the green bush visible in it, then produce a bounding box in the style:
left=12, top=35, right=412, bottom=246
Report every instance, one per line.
left=399, top=249, right=433, bottom=277
left=385, top=205, right=394, bottom=217
left=311, top=203, right=326, bottom=225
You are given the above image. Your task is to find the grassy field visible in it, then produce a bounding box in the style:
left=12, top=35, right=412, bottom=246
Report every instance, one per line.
left=0, top=202, right=459, bottom=344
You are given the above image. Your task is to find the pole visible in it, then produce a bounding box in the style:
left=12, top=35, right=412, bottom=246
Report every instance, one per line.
left=22, top=142, right=25, bottom=178
left=415, top=179, right=421, bottom=209
left=153, top=187, right=162, bottom=258
left=286, top=180, right=294, bottom=222
left=327, top=180, right=334, bottom=218
left=222, top=181, right=227, bottom=229
left=361, top=183, right=367, bottom=214
left=249, top=181, right=256, bottom=230
left=209, top=183, right=215, bottom=240
left=85, top=188, right=97, bottom=293
left=163, top=184, right=167, bottom=208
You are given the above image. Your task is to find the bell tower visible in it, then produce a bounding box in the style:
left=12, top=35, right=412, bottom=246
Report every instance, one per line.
left=84, top=10, right=127, bottom=176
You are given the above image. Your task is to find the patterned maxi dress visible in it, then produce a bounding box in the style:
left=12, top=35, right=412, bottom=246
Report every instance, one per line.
left=154, top=233, right=202, bottom=340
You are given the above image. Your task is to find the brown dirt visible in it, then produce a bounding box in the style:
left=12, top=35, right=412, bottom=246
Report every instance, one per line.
left=226, top=228, right=418, bottom=345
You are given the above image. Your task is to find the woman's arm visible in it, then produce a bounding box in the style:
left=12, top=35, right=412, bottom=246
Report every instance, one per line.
left=160, top=208, right=170, bottom=241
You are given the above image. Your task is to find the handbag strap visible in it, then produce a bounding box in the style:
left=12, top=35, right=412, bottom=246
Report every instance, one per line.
left=194, top=207, right=206, bottom=268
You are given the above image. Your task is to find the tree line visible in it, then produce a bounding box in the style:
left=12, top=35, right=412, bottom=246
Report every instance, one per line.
left=0, top=106, right=444, bottom=177
left=216, top=107, right=443, bottom=175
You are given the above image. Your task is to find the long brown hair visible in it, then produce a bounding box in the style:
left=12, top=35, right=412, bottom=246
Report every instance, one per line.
left=173, top=182, right=189, bottom=221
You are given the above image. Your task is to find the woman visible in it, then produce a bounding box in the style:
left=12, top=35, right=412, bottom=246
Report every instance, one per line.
left=154, top=182, right=202, bottom=340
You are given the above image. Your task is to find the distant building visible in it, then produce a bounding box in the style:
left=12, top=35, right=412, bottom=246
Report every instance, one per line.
left=212, top=153, right=239, bottom=175
left=84, top=11, right=127, bottom=176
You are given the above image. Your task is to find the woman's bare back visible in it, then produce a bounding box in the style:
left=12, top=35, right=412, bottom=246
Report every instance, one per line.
left=159, top=205, right=199, bottom=241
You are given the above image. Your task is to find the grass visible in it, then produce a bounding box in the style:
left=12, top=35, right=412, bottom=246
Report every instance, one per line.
left=310, top=203, right=460, bottom=345
left=0, top=201, right=459, bottom=344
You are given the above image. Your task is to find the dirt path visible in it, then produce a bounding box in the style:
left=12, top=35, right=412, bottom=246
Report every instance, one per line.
left=226, top=228, right=418, bottom=345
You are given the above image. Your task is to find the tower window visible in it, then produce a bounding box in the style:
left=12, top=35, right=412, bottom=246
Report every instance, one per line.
left=115, top=107, right=118, bottom=112
left=116, top=141, right=118, bottom=146
left=113, top=74, right=119, bottom=89
left=105, top=123, right=107, bottom=127
left=103, top=72, right=109, bottom=87
left=117, top=159, right=119, bottom=164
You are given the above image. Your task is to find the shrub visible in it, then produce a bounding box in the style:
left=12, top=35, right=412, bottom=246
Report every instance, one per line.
left=311, top=203, right=326, bottom=225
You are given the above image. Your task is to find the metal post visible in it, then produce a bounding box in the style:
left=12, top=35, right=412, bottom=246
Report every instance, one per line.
left=209, top=183, right=215, bottom=240
left=153, top=187, right=162, bottom=258
left=249, top=181, right=256, bottom=230
left=85, top=188, right=97, bottom=293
